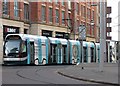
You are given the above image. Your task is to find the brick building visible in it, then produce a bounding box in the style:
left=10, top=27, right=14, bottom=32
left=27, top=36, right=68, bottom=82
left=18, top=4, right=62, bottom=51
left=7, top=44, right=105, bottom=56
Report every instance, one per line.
left=1, top=0, right=98, bottom=41
left=0, top=0, right=111, bottom=63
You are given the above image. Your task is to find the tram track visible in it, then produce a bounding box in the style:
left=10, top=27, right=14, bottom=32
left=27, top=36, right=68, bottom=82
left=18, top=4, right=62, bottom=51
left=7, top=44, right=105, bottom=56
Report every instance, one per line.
left=3, top=65, right=101, bottom=84
left=16, top=68, right=55, bottom=84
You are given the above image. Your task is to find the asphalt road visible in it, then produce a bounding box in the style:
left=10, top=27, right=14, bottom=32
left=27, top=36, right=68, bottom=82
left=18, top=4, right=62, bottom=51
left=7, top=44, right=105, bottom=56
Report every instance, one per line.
left=2, top=65, right=100, bottom=85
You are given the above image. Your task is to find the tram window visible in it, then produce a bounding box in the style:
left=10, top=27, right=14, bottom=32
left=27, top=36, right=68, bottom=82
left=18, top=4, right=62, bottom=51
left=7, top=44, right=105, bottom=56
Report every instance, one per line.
left=4, top=40, right=21, bottom=55
left=42, top=44, right=46, bottom=56
left=62, top=45, right=67, bottom=63
left=50, top=44, right=57, bottom=63
left=21, top=41, right=26, bottom=53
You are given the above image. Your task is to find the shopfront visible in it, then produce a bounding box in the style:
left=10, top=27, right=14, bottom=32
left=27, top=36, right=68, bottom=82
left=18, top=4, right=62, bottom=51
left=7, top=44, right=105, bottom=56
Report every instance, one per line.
left=3, top=25, right=19, bottom=40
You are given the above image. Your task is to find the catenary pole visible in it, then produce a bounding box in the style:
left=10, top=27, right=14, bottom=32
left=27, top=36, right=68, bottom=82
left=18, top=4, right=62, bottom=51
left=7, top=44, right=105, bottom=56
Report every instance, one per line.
left=99, top=0, right=106, bottom=72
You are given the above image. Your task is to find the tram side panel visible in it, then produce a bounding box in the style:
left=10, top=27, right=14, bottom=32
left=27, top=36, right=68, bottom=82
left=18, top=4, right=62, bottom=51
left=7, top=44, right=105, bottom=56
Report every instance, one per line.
left=69, top=40, right=81, bottom=64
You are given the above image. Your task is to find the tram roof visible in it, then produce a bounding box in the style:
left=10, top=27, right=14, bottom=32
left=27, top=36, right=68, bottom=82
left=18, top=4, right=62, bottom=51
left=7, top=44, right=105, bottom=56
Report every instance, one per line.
left=69, top=40, right=80, bottom=45
left=48, top=37, right=67, bottom=45
left=88, top=42, right=95, bottom=48
left=6, top=34, right=47, bottom=41
left=83, top=41, right=88, bottom=47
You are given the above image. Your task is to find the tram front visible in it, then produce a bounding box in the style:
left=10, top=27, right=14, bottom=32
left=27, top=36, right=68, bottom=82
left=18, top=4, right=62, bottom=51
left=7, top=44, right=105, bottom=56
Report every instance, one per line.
left=3, top=34, right=27, bottom=65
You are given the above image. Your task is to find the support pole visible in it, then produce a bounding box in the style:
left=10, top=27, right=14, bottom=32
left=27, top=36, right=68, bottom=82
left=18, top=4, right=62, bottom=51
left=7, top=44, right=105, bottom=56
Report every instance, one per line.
left=99, top=0, right=106, bottom=72
left=108, top=42, right=110, bottom=63
left=114, top=42, right=117, bottom=63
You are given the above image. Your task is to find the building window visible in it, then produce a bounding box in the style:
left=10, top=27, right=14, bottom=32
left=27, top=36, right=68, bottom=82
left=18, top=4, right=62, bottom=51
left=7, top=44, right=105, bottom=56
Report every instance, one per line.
left=55, top=0, right=59, bottom=4
left=49, top=8, right=53, bottom=22
left=41, top=6, right=46, bottom=21
left=87, top=8, right=90, bottom=19
left=91, top=24, right=94, bottom=36
left=91, top=27, right=94, bottom=36
left=24, top=29, right=28, bottom=34
left=76, top=3, right=79, bottom=15
left=77, top=20, right=79, bottom=27
left=68, top=13, right=71, bottom=27
left=68, top=0, right=71, bottom=9
left=81, top=6, right=86, bottom=18
left=62, top=11, right=65, bottom=24
left=55, top=9, right=59, bottom=23
left=3, top=0, right=8, bottom=15
left=48, top=0, right=52, bottom=2
left=83, top=6, right=86, bottom=18
left=61, top=0, right=65, bottom=6
left=87, top=23, right=90, bottom=35
left=24, top=3, right=29, bottom=20
left=91, top=11, right=94, bottom=20
left=14, top=0, right=19, bottom=17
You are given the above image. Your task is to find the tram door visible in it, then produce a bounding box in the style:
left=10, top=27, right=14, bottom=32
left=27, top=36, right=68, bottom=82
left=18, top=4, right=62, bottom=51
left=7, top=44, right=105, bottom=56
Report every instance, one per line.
left=83, top=47, right=87, bottom=62
left=50, top=44, right=57, bottom=64
left=91, top=48, right=94, bottom=62
left=30, top=42, right=35, bottom=64
left=62, top=45, right=67, bottom=64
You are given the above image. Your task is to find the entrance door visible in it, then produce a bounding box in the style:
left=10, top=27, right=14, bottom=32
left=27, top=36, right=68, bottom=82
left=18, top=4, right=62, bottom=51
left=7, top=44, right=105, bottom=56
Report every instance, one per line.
left=49, top=44, right=57, bottom=64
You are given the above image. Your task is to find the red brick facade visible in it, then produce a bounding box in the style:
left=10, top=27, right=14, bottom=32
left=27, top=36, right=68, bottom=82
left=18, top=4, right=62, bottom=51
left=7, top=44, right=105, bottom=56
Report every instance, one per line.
left=1, top=0, right=107, bottom=41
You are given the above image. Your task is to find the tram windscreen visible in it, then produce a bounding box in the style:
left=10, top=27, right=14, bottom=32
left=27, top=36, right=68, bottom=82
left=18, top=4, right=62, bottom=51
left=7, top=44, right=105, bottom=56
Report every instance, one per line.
left=4, top=40, right=21, bottom=55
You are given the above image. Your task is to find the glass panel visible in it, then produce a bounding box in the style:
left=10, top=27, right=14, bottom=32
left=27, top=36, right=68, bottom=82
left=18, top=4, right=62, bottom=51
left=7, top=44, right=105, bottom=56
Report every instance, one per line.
left=61, top=0, right=65, bottom=6
left=4, top=40, right=21, bottom=55
left=62, top=11, right=65, bottom=24
left=55, top=9, right=59, bottom=23
left=49, top=8, right=53, bottom=22
left=24, top=3, right=29, bottom=20
left=21, top=41, right=26, bottom=53
left=41, top=6, right=46, bottom=21
left=3, top=0, right=8, bottom=14
left=14, top=0, right=19, bottom=17
left=42, top=45, right=46, bottom=56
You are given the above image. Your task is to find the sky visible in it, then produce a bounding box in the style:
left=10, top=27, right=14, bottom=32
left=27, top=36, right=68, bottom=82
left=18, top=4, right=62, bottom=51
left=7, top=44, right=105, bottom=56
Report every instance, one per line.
left=107, top=0, right=120, bottom=41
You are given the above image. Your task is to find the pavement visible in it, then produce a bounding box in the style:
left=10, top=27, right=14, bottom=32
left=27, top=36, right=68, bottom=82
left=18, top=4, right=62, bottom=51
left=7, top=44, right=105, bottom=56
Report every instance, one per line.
left=57, top=63, right=119, bottom=85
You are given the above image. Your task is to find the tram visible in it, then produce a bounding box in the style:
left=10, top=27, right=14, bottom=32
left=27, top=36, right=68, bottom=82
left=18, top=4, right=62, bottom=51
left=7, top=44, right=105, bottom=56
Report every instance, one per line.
left=3, top=34, right=100, bottom=65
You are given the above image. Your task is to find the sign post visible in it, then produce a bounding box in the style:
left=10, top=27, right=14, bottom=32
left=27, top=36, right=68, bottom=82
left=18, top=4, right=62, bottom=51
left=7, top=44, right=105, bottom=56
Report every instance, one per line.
left=78, top=25, right=86, bottom=63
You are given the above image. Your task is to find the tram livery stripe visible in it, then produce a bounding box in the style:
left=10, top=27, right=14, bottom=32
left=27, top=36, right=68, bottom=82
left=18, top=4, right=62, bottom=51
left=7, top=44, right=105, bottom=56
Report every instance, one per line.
left=27, top=38, right=30, bottom=64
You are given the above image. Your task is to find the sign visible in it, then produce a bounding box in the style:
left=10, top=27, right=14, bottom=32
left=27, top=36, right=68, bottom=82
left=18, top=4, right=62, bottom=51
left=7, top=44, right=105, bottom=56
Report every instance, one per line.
left=56, top=32, right=69, bottom=39
left=42, top=30, right=52, bottom=37
left=4, top=26, right=19, bottom=33
left=7, top=28, right=16, bottom=33
left=78, top=25, right=86, bottom=40
left=64, top=33, right=69, bottom=39
left=3, top=26, right=19, bottom=40
left=56, top=32, right=64, bottom=38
